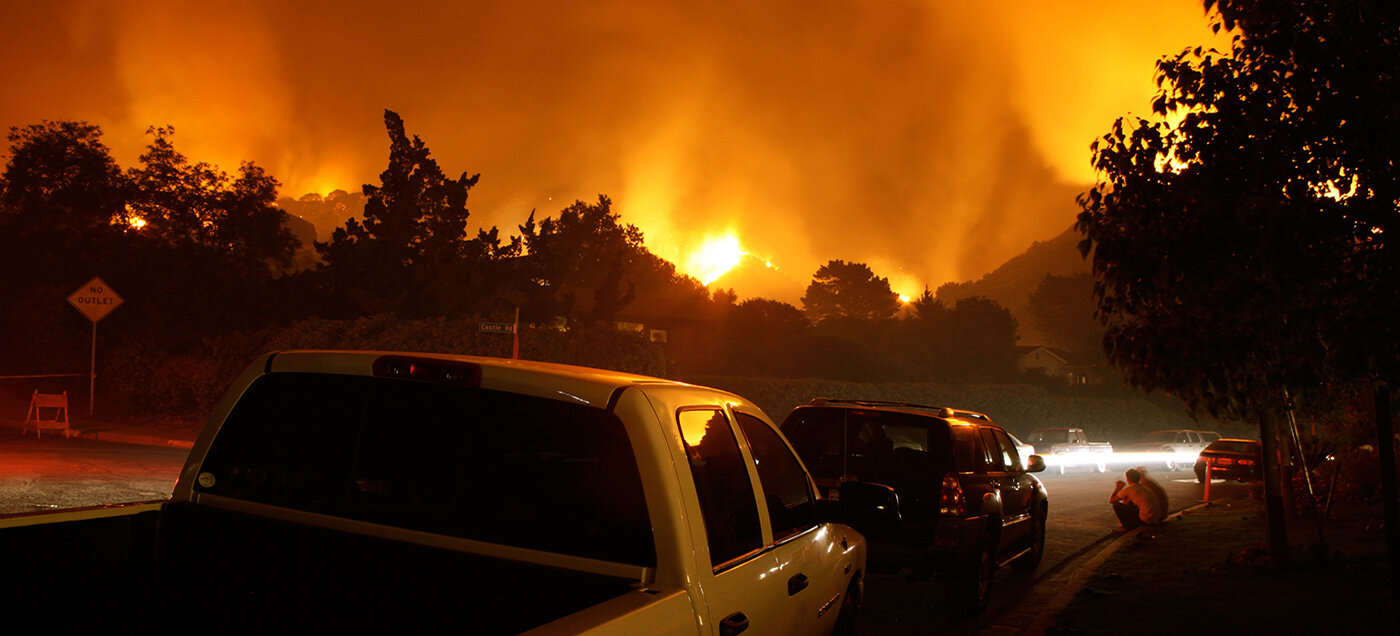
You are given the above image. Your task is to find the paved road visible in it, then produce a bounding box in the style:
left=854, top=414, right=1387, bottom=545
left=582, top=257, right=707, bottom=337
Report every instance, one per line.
left=0, top=429, right=187, bottom=514
left=856, top=466, right=1236, bottom=634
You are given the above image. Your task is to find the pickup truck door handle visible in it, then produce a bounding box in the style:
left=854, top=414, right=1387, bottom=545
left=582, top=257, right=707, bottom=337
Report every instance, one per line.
left=788, top=573, right=809, bottom=595
left=720, top=612, right=749, bottom=636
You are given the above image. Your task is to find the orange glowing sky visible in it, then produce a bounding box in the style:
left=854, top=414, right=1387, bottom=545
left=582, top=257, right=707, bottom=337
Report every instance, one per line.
left=0, top=0, right=1225, bottom=303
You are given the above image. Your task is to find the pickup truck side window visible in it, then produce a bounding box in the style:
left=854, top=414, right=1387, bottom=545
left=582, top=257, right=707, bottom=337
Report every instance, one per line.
left=198, top=373, right=655, bottom=567
left=678, top=408, right=763, bottom=567
left=734, top=412, right=816, bottom=542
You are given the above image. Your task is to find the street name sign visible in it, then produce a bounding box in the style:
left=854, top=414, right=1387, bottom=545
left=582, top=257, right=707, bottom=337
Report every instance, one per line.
left=68, top=277, right=124, bottom=323
left=479, top=322, right=515, bottom=333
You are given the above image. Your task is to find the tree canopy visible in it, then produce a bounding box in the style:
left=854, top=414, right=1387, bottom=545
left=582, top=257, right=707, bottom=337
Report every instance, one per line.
left=1026, top=273, right=1104, bottom=363
left=801, top=259, right=901, bottom=324
left=1076, top=0, right=1400, bottom=565
left=1077, top=0, right=1398, bottom=419
left=317, top=110, right=496, bottom=316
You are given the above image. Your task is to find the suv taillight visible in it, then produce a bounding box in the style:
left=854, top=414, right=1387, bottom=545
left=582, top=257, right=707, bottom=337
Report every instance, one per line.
left=940, top=474, right=966, bottom=516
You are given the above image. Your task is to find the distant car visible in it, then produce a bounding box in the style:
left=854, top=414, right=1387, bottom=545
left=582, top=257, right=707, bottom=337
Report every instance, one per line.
left=1126, top=429, right=1222, bottom=471
left=1194, top=438, right=1262, bottom=483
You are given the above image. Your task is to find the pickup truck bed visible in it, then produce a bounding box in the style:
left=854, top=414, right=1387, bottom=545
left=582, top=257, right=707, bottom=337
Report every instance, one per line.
left=8, top=502, right=638, bottom=633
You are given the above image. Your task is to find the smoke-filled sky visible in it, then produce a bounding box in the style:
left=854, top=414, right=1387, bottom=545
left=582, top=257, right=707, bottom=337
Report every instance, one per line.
left=1, top=0, right=1224, bottom=302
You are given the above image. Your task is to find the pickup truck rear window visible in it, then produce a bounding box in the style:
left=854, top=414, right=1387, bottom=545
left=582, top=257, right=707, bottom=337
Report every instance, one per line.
left=196, top=372, right=655, bottom=567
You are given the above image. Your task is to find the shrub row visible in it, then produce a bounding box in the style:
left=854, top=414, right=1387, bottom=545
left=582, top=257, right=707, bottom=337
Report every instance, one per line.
left=682, top=375, right=1242, bottom=445
left=101, top=315, right=666, bottom=418
left=97, top=314, right=1237, bottom=448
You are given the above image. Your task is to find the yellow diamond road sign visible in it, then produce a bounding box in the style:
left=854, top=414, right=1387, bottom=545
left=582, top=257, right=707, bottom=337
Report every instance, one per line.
left=68, top=277, right=124, bottom=323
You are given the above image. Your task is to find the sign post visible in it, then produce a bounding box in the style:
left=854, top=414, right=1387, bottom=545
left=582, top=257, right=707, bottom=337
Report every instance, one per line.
left=478, top=307, right=521, bottom=360
left=66, top=277, right=123, bottom=416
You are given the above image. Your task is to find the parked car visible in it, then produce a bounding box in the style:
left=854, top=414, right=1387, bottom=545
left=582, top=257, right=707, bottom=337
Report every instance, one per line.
left=1127, top=429, right=1222, bottom=471
left=1194, top=438, right=1263, bottom=483
left=780, top=399, right=1048, bottom=616
left=1025, top=427, right=1113, bottom=474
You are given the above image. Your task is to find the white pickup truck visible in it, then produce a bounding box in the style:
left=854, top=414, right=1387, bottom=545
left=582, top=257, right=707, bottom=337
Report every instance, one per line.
left=1025, top=427, right=1115, bottom=474
left=3, top=351, right=868, bottom=634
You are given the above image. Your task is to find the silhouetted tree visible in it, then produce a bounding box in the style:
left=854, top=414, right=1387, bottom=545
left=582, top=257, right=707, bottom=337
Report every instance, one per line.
left=716, top=298, right=811, bottom=377
left=317, top=110, right=485, bottom=315
left=1077, top=0, right=1400, bottom=566
left=0, top=121, right=131, bottom=286
left=938, top=297, right=1021, bottom=381
left=126, top=127, right=297, bottom=269
left=514, top=195, right=655, bottom=325
left=1026, top=273, right=1104, bottom=361
left=0, top=121, right=132, bottom=374
left=801, top=260, right=900, bottom=324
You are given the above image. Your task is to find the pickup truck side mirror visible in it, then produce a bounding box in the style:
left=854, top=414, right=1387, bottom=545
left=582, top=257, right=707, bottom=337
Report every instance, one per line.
left=1025, top=455, right=1046, bottom=473
left=819, top=481, right=901, bottom=534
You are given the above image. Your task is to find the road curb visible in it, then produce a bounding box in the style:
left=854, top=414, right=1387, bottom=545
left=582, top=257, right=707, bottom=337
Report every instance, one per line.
left=1022, top=502, right=1210, bottom=635
left=87, top=431, right=194, bottom=449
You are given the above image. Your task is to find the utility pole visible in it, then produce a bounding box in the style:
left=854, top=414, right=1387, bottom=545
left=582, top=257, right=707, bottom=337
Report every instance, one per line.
left=1259, top=409, right=1290, bottom=565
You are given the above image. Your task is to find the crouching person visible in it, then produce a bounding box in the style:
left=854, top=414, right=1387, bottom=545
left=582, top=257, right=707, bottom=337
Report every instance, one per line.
left=1109, top=467, right=1161, bottom=530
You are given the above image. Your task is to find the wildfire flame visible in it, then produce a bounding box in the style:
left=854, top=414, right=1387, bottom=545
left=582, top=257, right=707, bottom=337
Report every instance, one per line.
left=686, top=235, right=746, bottom=286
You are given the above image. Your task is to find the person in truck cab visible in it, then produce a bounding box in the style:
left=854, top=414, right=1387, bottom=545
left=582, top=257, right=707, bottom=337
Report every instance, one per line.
left=1109, top=468, right=1161, bottom=529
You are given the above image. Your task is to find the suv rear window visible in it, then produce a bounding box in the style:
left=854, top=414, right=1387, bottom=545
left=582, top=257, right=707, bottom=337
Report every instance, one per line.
left=196, top=372, right=655, bottom=567
left=782, top=407, right=953, bottom=496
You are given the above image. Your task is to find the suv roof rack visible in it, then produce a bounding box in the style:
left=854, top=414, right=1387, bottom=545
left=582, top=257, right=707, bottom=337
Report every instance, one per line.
left=806, top=398, right=992, bottom=422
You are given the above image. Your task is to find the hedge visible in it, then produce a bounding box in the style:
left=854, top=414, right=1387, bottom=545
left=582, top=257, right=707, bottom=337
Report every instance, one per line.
left=681, top=375, right=1244, bottom=445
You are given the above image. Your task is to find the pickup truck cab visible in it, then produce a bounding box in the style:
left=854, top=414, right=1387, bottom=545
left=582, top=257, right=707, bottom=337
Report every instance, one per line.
left=4, top=351, right=867, bottom=634
left=1025, top=427, right=1114, bottom=474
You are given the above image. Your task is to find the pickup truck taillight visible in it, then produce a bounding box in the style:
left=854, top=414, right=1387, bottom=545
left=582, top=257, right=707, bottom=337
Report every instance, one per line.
left=940, top=475, right=966, bottom=516
left=372, top=355, right=481, bottom=386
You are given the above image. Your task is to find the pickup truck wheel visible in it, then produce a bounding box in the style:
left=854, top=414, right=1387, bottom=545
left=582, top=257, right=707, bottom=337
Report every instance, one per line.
left=1011, top=511, right=1046, bottom=573
left=946, top=536, right=995, bottom=616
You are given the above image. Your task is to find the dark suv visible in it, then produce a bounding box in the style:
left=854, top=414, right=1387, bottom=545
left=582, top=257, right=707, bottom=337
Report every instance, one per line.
left=780, top=398, right=1048, bottom=614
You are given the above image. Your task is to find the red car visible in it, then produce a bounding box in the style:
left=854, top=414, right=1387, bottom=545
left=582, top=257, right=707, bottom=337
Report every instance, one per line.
left=1193, top=438, right=1262, bottom=483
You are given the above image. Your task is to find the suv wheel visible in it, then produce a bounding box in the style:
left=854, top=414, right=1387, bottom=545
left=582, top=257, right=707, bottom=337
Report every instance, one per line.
left=1011, top=510, right=1045, bottom=572
left=947, top=534, right=996, bottom=615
